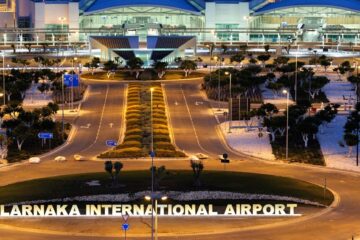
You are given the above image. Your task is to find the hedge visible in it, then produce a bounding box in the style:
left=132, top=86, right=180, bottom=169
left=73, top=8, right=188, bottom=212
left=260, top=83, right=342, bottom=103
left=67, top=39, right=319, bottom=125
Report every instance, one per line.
left=124, top=134, right=143, bottom=142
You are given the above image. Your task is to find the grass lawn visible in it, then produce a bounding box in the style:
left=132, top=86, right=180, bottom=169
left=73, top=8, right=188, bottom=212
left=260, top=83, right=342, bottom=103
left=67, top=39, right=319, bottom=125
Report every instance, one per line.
left=0, top=170, right=333, bottom=206
left=81, top=71, right=205, bottom=81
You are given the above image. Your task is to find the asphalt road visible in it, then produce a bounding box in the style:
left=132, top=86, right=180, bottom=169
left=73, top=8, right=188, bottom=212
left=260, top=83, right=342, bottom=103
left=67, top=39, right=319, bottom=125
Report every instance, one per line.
left=1, top=80, right=360, bottom=239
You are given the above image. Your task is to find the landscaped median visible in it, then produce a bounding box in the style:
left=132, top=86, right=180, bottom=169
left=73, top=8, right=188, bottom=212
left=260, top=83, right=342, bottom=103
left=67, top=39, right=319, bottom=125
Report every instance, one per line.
left=99, top=83, right=186, bottom=158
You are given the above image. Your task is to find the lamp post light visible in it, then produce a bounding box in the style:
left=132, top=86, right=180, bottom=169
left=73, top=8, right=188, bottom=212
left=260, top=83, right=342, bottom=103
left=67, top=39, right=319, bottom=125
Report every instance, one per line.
left=356, top=61, right=359, bottom=166
left=213, top=56, right=221, bottom=110
left=1, top=51, right=5, bottom=106
left=71, top=57, right=78, bottom=111
left=295, top=44, right=299, bottom=103
left=225, top=71, right=232, bottom=133
left=283, top=89, right=290, bottom=161
left=145, top=194, right=168, bottom=240
left=149, top=87, right=155, bottom=240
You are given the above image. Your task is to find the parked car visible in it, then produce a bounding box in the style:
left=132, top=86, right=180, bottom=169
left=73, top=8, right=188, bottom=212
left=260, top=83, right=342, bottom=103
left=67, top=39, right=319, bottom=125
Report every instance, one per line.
left=190, top=155, right=200, bottom=161
left=29, top=157, right=41, bottom=164
left=195, top=153, right=208, bottom=159
left=54, top=156, right=66, bottom=162
left=73, top=154, right=85, bottom=161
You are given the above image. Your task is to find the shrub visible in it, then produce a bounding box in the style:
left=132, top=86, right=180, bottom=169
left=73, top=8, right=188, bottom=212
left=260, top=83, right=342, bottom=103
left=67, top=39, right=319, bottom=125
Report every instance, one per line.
left=154, top=129, right=169, bottom=135
left=126, top=113, right=141, bottom=119
left=117, top=140, right=142, bottom=149
left=127, top=128, right=142, bottom=135
left=153, top=124, right=168, bottom=130
left=124, top=134, right=142, bottom=142
left=99, top=147, right=145, bottom=158
left=155, top=142, right=175, bottom=151
left=154, top=135, right=171, bottom=142
left=155, top=150, right=186, bottom=158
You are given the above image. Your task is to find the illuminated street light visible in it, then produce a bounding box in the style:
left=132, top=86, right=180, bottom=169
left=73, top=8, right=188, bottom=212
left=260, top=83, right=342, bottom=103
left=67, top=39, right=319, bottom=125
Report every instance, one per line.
left=145, top=193, right=168, bottom=240
left=283, top=89, right=290, bottom=161
left=1, top=51, right=5, bottom=106
left=149, top=87, right=155, bottom=240
left=225, top=71, right=232, bottom=133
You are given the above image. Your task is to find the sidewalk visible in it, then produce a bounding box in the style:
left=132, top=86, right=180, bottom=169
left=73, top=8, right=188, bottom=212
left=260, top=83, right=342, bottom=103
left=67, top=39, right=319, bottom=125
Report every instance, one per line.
left=219, top=121, right=275, bottom=160
left=22, top=83, right=53, bottom=108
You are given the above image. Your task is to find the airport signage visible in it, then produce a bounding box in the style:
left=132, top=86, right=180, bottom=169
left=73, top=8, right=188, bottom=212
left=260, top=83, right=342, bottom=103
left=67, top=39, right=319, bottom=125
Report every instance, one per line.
left=63, top=74, right=79, bottom=87
left=37, top=132, right=53, bottom=139
left=0, top=203, right=300, bottom=217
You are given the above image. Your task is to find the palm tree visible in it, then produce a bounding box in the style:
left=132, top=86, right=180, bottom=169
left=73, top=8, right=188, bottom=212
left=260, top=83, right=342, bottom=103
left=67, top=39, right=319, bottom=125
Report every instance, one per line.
left=105, top=161, right=114, bottom=181
left=114, top=161, right=123, bottom=182
left=150, top=165, right=168, bottom=190
left=190, top=160, right=204, bottom=187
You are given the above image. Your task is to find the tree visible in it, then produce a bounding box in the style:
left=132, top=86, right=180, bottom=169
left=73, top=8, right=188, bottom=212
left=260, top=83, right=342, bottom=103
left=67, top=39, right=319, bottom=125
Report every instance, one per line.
left=344, top=133, right=358, bottom=157
left=152, top=61, right=168, bottom=79
left=257, top=54, right=270, bottom=67
left=104, top=161, right=114, bottom=181
left=347, top=75, right=360, bottom=93
left=263, top=116, right=287, bottom=142
left=257, top=103, right=279, bottom=120
left=12, top=123, right=32, bottom=151
left=38, top=83, right=51, bottom=98
left=149, top=165, right=168, bottom=190
left=190, top=160, right=204, bottom=187
left=274, top=56, right=290, bottom=67
left=303, top=76, right=329, bottom=100
left=333, top=61, right=354, bottom=80
left=298, top=117, right=319, bottom=147
left=103, top=60, right=118, bottom=79
left=318, top=55, right=332, bottom=73
left=113, top=161, right=123, bottom=182
left=2, top=103, right=23, bottom=119
left=179, top=60, right=197, bottom=77
left=126, top=57, right=144, bottom=79
left=230, top=53, right=245, bottom=68
left=84, top=57, right=100, bottom=75
left=47, top=102, right=59, bottom=116
left=266, top=82, right=284, bottom=98
left=316, top=104, right=339, bottom=133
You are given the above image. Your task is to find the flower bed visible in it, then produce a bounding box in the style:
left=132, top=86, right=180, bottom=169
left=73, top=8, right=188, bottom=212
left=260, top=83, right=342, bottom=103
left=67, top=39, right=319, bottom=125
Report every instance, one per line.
left=8, top=191, right=325, bottom=207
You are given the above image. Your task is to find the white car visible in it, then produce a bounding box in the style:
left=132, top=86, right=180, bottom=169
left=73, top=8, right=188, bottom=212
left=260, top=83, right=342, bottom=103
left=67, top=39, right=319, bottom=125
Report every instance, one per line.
left=29, top=157, right=41, bottom=164
left=195, top=153, right=209, bottom=159
left=190, top=155, right=200, bottom=161
left=73, top=154, right=84, bottom=161
left=54, top=156, right=67, bottom=162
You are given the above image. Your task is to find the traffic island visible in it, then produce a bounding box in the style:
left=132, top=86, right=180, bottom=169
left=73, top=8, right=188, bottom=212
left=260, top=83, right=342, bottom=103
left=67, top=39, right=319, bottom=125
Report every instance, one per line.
left=0, top=170, right=335, bottom=238
left=98, top=83, right=186, bottom=158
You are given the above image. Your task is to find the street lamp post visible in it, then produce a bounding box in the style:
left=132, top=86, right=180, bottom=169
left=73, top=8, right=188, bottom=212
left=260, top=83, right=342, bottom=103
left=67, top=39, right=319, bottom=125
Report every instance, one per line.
left=61, top=74, right=65, bottom=141
left=213, top=56, right=221, bottom=110
left=283, top=89, right=290, bottom=160
left=1, top=51, right=5, bottom=106
left=145, top=194, right=168, bottom=240
left=295, top=45, right=299, bottom=103
left=149, top=87, right=155, bottom=240
left=225, top=71, right=232, bottom=133
left=356, top=62, right=359, bottom=166
left=71, top=57, right=77, bottom=111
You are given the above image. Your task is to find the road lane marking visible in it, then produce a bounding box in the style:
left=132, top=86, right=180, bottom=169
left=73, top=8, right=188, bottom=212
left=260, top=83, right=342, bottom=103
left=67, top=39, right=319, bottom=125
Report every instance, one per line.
left=80, top=84, right=110, bottom=153
left=180, top=84, right=213, bottom=156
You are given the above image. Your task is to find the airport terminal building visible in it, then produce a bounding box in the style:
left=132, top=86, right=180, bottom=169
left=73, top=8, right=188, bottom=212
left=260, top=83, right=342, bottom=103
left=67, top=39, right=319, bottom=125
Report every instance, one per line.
left=0, top=0, right=360, bottom=42
left=1, top=0, right=360, bottom=62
